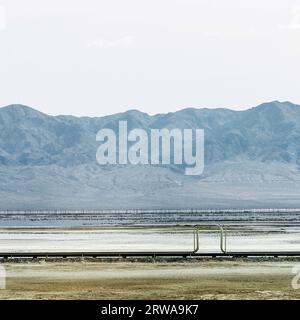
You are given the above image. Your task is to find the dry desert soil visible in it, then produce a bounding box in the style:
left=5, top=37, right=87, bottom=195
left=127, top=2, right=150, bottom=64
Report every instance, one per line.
left=0, top=258, right=300, bottom=300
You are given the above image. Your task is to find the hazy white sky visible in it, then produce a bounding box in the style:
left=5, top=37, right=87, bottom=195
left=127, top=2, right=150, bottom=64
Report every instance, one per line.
left=0, top=0, right=300, bottom=116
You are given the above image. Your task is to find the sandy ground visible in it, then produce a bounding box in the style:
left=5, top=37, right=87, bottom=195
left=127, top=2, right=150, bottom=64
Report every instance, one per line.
left=0, top=258, right=300, bottom=300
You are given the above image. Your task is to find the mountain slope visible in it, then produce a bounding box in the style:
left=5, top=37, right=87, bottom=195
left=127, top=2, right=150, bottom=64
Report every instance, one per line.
left=0, top=101, right=300, bottom=209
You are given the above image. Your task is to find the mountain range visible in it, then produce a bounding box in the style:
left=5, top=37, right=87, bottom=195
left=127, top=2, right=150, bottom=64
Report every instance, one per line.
left=1, top=101, right=300, bottom=209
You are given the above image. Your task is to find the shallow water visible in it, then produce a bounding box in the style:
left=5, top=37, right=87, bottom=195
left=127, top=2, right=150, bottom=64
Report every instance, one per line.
left=1, top=211, right=300, bottom=227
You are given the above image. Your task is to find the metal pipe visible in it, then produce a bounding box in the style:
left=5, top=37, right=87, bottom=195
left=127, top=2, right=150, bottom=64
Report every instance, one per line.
left=194, top=224, right=226, bottom=254
left=193, top=227, right=199, bottom=253
left=224, top=225, right=227, bottom=253
left=218, top=224, right=227, bottom=254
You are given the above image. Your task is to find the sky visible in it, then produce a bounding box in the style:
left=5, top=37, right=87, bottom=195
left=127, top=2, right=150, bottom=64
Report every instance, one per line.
left=0, top=0, right=300, bottom=116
